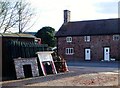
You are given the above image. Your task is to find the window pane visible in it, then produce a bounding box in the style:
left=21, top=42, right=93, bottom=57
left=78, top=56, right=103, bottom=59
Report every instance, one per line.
left=70, top=48, right=72, bottom=54
left=67, top=48, right=69, bottom=54
left=66, top=48, right=68, bottom=54
left=87, top=36, right=90, bottom=41
left=84, top=36, right=86, bottom=41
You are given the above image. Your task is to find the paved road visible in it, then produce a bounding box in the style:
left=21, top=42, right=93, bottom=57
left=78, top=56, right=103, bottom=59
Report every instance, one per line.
left=67, top=61, right=119, bottom=74
left=67, top=61, right=119, bottom=67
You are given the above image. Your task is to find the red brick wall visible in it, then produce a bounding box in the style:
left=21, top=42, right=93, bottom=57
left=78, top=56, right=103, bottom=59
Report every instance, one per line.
left=57, top=35, right=119, bottom=61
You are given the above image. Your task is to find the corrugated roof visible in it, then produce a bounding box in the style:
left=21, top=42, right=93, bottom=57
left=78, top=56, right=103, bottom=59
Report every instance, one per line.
left=0, top=33, right=36, bottom=38
left=55, top=18, right=120, bottom=37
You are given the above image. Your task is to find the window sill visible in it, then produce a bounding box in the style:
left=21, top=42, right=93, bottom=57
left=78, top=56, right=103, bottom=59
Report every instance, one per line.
left=66, top=54, right=74, bottom=55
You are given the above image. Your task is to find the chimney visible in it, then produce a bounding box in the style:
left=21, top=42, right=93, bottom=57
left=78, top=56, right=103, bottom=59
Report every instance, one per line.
left=64, top=10, right=70, bottom=23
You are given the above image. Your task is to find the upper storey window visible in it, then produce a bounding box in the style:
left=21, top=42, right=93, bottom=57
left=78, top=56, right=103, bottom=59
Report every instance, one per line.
left=66, top=37, right=72, bottom=42
left=113, top=35, right=120, bottom=41
left=84, top=36, right=90, bottom=42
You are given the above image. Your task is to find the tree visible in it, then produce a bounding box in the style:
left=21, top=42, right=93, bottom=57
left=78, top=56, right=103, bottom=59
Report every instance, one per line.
left=35, top=26, right=56, bottom=47
left=0, top=0, right=34, bottom=33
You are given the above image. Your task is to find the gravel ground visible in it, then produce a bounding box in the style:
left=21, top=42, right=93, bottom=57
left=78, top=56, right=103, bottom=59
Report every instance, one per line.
left=26, top=72, right=119, bottom=86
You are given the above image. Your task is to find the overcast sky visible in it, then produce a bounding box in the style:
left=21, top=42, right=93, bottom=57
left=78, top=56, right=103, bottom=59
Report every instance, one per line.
left=8, top=0, right=120, bottom=32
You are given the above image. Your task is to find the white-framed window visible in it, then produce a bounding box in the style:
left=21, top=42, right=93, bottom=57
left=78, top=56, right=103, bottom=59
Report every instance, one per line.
left=113, top=35, right=120, bottom=41
left=66, top=37, right=72, bottom=42
left=65, top=48, right=74, bottom=55
left=84, top=36, right=90, bottom=42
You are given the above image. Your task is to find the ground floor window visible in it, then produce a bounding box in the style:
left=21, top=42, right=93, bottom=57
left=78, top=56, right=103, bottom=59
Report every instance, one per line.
left=65, top=48, right=74, bottom=55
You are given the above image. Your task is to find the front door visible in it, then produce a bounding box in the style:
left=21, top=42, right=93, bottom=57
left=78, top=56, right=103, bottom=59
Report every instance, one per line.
left=104, top=47, right=110, bottom=61
left=85, top=49, right=91, bottom=60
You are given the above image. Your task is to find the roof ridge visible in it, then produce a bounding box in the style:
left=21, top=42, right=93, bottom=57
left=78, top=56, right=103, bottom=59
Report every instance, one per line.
left=68, top=18, right=119, bottom=23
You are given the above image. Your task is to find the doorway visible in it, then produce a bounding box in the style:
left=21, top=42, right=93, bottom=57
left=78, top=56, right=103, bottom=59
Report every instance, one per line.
left=23, top=65, right=33, bottom=78
left=43, top=61, right=53, bottom=75
left=104, top=47, right=110, bottom=61
left=85, top=49, right=91, bottom=60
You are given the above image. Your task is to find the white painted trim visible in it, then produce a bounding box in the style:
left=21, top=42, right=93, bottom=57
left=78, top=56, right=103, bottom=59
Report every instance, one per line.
left=36, top=51, right=57, bottom=76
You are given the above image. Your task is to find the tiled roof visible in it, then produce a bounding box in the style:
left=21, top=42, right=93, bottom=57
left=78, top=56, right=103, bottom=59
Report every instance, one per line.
left=55, top=18, right=120, bottom=37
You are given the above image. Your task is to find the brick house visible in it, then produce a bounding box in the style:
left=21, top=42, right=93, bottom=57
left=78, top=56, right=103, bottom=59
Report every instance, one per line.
left=55, top=10, right=120, bottom=61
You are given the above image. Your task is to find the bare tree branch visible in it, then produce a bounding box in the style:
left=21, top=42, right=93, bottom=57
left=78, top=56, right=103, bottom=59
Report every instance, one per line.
left=3, top=2, right=18, bottom=33
left=0, top=2, right=9, bottom=30
left=0, top=0, right=35, bottom=33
